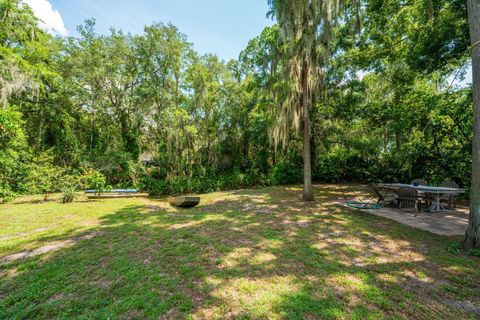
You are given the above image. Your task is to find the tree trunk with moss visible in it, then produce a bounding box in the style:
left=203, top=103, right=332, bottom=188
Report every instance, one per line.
left=301, top=54, right=314, bottom=201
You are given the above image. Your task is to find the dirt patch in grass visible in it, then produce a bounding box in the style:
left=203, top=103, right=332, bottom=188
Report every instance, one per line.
left=0, top=231, right=99, bottom=265
left=92, top=278, right=113, bottom=289
left=0, top=227, right=53, bottom=241
left=47, top=292, right=67, bottom=303
left=444, top=299, right=480, bottom=317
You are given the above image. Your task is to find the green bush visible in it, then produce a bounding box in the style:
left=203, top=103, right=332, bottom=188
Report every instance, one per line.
left=97, top=151, right=144, bottom=186
left=139, top=175, right=168, bottom=194
left=83, top=170, right=108, bottom=195
left=467, top=249, right=480, bottom=257
left=61, top=184, right=77, bottom=203
left=271, top=160, right=302, bottom=185
left=446, top=242, right=462, bottom=254
left=140, top=167, right=270, bottom=196
left=17, top=151, right=64, bottom=200
left=0, top=106, right=27, bottom=201
left=0, top=185, right=16, bottom=203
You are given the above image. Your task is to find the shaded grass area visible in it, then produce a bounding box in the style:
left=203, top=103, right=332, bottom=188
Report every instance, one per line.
left=1, top=185, right=479, bottom=319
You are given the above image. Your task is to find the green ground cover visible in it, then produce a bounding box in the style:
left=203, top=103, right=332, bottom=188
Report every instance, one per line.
left=1, top=185, right=479, bottom=319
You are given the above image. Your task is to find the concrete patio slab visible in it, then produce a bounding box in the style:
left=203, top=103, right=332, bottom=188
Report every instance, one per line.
left=363, top=205, right=469, bottom=236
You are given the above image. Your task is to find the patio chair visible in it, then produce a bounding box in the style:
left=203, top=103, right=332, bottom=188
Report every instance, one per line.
left=440, top=180, right=459, bottom=209
left=396, top=187, right=421, bottom=212
left=411, top=179, right=430, bottom=206
left=370, top=183, right=397, bottom=206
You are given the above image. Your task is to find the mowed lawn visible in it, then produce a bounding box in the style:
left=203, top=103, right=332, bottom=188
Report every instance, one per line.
left=1, top=185, right=480, bottom=319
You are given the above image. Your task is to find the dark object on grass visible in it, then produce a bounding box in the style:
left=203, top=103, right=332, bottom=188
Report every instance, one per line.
left=169, top=196, right=200, bottom=208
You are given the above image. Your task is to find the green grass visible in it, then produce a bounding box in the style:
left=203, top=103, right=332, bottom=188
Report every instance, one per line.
left=1, top=185, right=479, bottom=319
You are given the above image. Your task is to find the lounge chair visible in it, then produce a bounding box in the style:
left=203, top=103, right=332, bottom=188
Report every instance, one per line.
left=369, top=183, right=397, bottom=206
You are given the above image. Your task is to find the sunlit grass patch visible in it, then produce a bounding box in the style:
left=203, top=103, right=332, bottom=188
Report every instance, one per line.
left=0, top=184, right=479, bottom=319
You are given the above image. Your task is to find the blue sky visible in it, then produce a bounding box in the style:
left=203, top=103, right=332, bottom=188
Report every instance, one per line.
left=47, top=0, right=273, bottom=61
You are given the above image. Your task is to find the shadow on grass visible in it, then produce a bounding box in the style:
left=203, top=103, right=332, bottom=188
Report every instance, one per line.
left=1, top=184, right=479, bottom=319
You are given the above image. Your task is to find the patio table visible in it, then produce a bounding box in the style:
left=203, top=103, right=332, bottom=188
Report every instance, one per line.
left=377, top=183, right=465, bottom=213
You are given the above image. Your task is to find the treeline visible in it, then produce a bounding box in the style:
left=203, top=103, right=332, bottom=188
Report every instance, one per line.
left=0, top=0, right=472, bottom=201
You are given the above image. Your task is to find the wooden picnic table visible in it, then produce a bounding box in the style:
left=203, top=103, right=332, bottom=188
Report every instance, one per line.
left=377, top=183, right=465, bottom=213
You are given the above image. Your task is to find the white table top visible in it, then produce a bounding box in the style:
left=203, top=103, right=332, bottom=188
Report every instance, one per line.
left=378, top=183, right=465, bottom=194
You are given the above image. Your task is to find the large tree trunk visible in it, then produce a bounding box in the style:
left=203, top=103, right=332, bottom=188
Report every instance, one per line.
left=465, top=0, right=480, bottom=249
left=302, top=55, right=314, bottom=201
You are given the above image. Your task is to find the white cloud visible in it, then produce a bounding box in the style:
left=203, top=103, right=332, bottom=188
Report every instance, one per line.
left=23, top=0, right=68, bottom=36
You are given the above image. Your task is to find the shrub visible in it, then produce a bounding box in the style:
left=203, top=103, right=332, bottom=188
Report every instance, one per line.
left=97, top=151, right=144, bottom=186
left=0, top=185, right=16, bottom=203
left=467, top=249, right=480, bottom=257
left=18, top=151, right=63, bottom=200
left=271, top=160, right=302, bottom=185
left=139, top=168, right=270, bottom=196
left=0, top=106, right=27, bottom=201
left=139, top=175, right=168, bottom=195
left=446, top=242, right=462, bottom=254
left=83, top=170, right=108, bottom=195
left=61, top=184, right=77, bottom=203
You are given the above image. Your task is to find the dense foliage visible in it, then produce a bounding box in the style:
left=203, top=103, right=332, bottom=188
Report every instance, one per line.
left=0, top=0, right=472, bottom=201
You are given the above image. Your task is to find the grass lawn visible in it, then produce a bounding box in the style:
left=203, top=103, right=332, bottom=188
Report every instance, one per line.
left=1, top=185, right=479, bottom=319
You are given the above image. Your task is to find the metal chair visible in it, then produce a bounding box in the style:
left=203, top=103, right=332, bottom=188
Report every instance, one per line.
left=440, top=180, right=459, bottom=209
left=396, top=187, right=421, bottom=212
left=370, top=183, right=397, bottom=206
